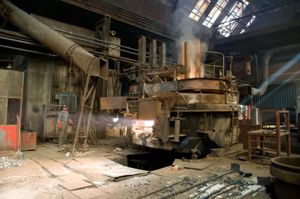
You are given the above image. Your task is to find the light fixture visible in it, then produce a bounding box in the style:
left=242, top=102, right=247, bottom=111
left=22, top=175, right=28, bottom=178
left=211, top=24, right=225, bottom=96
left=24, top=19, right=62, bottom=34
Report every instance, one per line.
left=7, top=63, right=12, bottom=69
left=112, top=116, right=119, bottom=123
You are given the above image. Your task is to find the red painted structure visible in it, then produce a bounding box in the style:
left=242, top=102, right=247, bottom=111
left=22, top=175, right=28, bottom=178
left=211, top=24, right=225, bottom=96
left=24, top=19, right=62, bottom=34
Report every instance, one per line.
left=21, top=132, right=37, bottom=151
left=0, top=125, right=18, bottom=151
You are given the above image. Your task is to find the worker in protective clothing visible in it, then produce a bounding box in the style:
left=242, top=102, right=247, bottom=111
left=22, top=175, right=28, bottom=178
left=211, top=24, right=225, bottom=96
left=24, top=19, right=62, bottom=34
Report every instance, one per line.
left=57, top=104, right=73, bottom=147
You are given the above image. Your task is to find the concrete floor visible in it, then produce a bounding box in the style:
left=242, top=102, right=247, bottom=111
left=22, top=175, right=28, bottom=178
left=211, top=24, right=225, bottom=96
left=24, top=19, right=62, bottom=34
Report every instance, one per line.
left=0, top=138, right=273, bottom=199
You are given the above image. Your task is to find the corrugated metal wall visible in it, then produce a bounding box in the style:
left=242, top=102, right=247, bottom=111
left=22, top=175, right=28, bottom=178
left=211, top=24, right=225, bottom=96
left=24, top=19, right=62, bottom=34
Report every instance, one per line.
left=253, top=83, right=296, bottom=109
left=252, top=82, right=297, bottom=123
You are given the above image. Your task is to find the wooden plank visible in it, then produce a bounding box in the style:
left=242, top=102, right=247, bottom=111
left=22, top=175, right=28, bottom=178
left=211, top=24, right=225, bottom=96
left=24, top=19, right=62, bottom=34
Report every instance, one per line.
left=33, top=145, right=72, bottom=164
left=101, top=166, right=148, bottom=181
left=64, top=159, right=110, bottom=183
left=62, top=190, right=80, bottom=199
left=74, top=157, right=148, bottom=181
left=30, top=156, right=70, bottom=176
left=72, top=188, right=110, bottom=199
left=59, top=175, right=92, bottom=190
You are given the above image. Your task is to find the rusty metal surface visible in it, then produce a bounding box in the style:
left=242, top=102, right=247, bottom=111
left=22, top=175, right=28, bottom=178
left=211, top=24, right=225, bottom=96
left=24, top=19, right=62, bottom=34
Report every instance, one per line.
left=138, top=101, right=161, bottom=120
left=140, top=162, right=265, bottom=199
left=175, top=93, right=226, bottom=105
left=72, top=76, right=99, bottom=153
left=175, top=104, right=239, bottom=112
left=159, top=43, right=166, bottom=67
left=143, top=81, right=177, bottom=94
left=42, top=104, right=60, bottom=141
left=177, top=79, right=227, bottom=91
left=2, top=0, right=108, bottom=79
left=21, top=132, right=37, bottom=151
left=0, top=98, right=7, bottom=125
left=149, top=39, right=157, bottom=67
left=239, top=124, right=260, bottom=149
left=133, top=96, right=240, bottom=147
left=138, top=36, right=146, bottom=64
left=271, top=157, right=300, bottom=199
left=138, top=77, right=240, bottom=147
left=0, top=69, right=24, bottom=125
left=143, top=78, right=231, bottom=94
left=273, top=178, right=300, bottom=199
left=270, top=157, right=300, bottom=185
left=100, top=96, right=127, bottom=110
left=130, top=37, right=240, bottom=149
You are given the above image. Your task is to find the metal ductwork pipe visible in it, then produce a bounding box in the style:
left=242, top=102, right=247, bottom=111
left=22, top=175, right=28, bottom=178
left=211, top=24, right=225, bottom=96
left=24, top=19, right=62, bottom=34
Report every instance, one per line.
left=251, top=50, right=273, bottom=95
left=252, top=44, right=300, bottom=96
left=1, top=0, right=107, bottom=78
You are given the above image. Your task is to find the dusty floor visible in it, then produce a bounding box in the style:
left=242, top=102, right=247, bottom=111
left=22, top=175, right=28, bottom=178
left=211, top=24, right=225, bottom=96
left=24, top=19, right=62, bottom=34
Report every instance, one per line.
left=0, top=138, right=273, bottom=199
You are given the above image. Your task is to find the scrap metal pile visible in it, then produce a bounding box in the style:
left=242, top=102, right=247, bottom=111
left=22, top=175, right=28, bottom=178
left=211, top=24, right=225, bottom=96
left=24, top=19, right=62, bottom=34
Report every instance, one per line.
left=140, top=163, right=269, bottom=199
left=0, top=157, right=23, bottom=169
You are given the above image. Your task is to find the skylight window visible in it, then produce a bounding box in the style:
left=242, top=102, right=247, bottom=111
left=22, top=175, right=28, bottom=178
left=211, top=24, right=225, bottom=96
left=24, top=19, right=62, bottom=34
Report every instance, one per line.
left=218, top=0, right=249, bottom=37
left=203, top=0, right=229, bottom=28
left=246, top=15, right=256, bottom=27
left=189, top=0, right=211, bottom=22
left=240, top=15, right=256, bottom=34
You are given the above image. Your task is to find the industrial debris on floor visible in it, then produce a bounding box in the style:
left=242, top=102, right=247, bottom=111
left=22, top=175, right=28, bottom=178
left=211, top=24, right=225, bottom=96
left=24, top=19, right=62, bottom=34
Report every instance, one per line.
left=0, top=156, right=23, bottom=169
left=140, top=162, right=268, bottom=199
left=0, top=139, right=276, bottom=199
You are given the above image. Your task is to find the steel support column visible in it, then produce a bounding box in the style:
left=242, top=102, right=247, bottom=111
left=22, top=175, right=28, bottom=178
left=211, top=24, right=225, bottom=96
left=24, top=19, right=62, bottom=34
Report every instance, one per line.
left=149, top=39, right=157, bottom=68
left=159, top=42, right=166, bottom=68
left=72, top=75, right=98, bottom=153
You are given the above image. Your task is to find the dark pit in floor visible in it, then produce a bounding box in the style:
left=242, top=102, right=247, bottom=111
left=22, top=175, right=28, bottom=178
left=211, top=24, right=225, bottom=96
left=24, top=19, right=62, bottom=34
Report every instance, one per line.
left=127, top=150, right=175, bottom=171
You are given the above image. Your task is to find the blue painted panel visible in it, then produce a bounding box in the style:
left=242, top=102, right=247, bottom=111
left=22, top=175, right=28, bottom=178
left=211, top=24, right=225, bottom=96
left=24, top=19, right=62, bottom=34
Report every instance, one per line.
left=253, top=83, right=296, bottom=123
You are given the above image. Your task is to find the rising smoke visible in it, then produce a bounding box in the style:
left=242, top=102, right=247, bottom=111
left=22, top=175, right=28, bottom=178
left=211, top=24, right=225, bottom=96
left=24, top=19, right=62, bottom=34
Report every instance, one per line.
left=171, top=4, right=210, bottom=78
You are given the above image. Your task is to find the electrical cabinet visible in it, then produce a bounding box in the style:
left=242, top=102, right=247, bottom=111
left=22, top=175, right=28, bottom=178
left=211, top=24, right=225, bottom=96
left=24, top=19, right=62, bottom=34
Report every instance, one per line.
left=55, top=92, right=77, bottom=114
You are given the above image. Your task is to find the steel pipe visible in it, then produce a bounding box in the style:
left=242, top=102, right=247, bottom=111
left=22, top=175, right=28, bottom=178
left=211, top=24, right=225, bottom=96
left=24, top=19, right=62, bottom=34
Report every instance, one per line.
left=55, top=28, right=139, bottom=52
left=63, top=34, right=138, bottom=56
left=0, top=44, right=56, bottom=56
left=1, top=0, right=107, bottom=78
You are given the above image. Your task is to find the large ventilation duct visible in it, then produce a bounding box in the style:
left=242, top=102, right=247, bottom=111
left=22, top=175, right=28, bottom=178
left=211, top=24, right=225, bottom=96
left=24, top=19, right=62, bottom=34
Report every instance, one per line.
left=1, top=0, right=107, bottom=78
left=252, top=44, right=300, bottom=96
left=251, top=51, right=273, bottom=95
